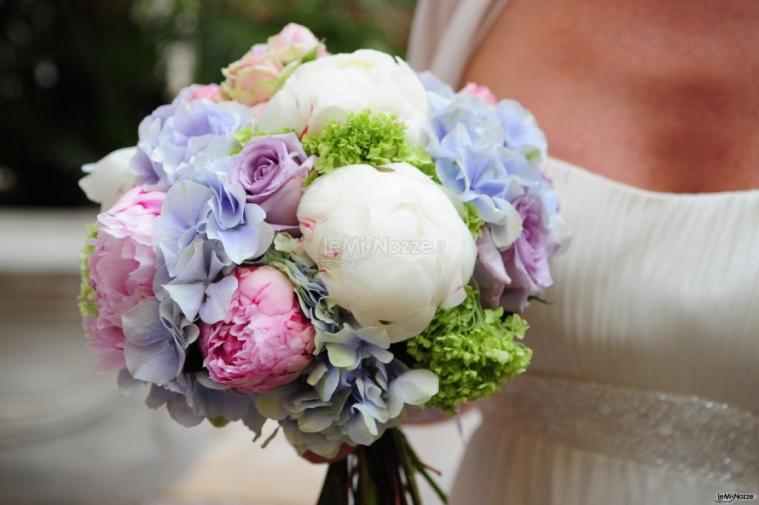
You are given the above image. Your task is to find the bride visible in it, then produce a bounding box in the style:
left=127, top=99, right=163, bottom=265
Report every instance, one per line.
left=408, top=0, right=759, bottom=503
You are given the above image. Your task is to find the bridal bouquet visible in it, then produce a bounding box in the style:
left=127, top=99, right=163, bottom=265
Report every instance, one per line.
left=78, top=24, right=565, bottom=504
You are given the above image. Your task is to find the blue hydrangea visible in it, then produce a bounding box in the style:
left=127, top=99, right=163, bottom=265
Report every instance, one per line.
left=256, top=324, right=438, bottom=457
left=161, top=238, right=239, bottom=324
left=421, top=72, right=546, bottom=160
left=420, top=72, right=560, bottom=249
left=143, top=371, right=264, bottom=432
left=259, top=235, right=340, bottom=333
left=494, top=100, right=547, bottom=161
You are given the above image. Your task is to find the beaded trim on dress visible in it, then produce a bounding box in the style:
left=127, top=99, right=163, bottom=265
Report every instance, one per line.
left=482, top=374, right=759, bottom=484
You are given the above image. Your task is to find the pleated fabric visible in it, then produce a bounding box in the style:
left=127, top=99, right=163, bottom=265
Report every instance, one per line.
left=448, top=158, right=759, bottom=504
left=409, top=4, right=759, bottom=502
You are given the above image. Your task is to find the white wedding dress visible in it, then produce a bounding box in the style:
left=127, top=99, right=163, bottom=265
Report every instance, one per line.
left=409, top=2, right=759, bottom=503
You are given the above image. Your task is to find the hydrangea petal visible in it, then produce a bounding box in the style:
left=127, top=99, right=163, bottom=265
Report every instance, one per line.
left=122, top=299, right=183, bottom=385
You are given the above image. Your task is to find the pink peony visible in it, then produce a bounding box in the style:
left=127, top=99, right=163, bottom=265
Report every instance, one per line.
left=461, top=82, right=498, bottom=105
left=200, top=266, right=315, bottom=393
left=87, top=186, right=164, bottom=370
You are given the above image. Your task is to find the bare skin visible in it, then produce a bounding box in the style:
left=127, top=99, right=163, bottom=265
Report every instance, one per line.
left=463, top=0, right=759, bottom=193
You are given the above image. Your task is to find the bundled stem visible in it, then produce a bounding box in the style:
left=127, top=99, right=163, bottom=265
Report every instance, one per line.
left=315, top=428, right=447, bottom=505
left=317, top=458, right=350, bottom=505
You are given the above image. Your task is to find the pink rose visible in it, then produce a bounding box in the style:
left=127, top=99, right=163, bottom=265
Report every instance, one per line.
left=200, top=266, right=315, bottom=393
left=221, top=45, right=283, bottom=106
left=461, top=82, right=498, bottom=105
left=267, top=23, right=325, bottom=63
left=221, top=25, right=325, bottom=106
left=87, top=187, right=164, bottom=370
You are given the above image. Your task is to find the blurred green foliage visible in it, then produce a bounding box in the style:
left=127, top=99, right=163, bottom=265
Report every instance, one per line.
left=0, top=0, right=417, bottom=207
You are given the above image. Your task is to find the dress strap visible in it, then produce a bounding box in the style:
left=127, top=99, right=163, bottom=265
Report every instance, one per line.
left=407, top=0, right=511, bottom=86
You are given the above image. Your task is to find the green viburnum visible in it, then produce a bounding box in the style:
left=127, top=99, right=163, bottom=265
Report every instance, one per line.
left=406, top=286, right=532, bottom=413
left=302, top=109, right=437, bottom=184
left=229, top=126, right=294, bottom=154
left=78, top=223, right=98, bottom=322
left=462, top=201, right=485, bottom=237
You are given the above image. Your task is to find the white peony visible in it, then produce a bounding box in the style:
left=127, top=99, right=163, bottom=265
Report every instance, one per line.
left=79, top=147, right=138, bottom=211
left=297, top=163, right=477, bottom=342
left=257, top=50, right=429, bottom=146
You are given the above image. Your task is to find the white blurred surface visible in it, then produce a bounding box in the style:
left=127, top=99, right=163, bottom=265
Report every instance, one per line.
left=0, top=209, right=93, bottom=272
left=162, top=410, right=481, bottom=505
left=0, top=210, right=210, bottom=504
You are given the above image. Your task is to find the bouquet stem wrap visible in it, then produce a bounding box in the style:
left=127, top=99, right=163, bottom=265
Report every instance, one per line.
left=317, top=428, right=446, bottom=505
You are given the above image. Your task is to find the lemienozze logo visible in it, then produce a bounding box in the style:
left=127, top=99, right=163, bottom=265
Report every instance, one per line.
left=715, top=492, right=758, bottom=503
left=319, top=236, right=445, bottom=267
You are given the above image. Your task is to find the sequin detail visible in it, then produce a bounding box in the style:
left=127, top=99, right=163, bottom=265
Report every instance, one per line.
left=483, top=375, right=759, bottom=483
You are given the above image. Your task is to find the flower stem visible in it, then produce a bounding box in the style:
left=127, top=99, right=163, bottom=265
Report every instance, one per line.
left=314, top=428, right=448, bottom=505
left=316, top=457, right=349, bottom=505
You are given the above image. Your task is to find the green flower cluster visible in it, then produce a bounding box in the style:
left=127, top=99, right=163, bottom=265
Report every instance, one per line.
left=302, top=109, right=436, bottom=183
left=78, top=223, right=98, bottom=321
left=462, top=201, right=485, bottom=237
left=229, top=126, right=294, bottom=155
left=406, top=286, right=532, bottom=413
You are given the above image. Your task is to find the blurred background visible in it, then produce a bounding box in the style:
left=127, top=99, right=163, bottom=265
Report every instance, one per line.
left=1, top=0, right=417, bottom=207
left=0, top=1, right=479, bottom=504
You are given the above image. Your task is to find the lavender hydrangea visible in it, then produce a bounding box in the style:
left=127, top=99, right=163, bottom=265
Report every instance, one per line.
left=431, top=125, right=527, bottom=248
left=152, top=174, right=274, bottom=289
left=131, top=90, right=254, bottom=188
left=119, top=255, right=264, bottom=431
left=144, top=371, right=264, bottom=431
left=122, top=297, right=198, bottom=385
left=116, top=88, right=280, bottom=429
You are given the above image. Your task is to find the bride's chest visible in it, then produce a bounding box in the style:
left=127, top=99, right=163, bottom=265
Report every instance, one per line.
left=524, top=162, right=759, bottom=412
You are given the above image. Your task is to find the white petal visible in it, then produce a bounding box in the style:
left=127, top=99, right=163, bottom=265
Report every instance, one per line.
left=298, top=163, right=477, bottom=342
left=79, top=147, right=138, bottom=211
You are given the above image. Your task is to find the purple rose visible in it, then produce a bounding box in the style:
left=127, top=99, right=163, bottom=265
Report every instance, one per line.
left=232, top=133, right=314, bottom=234
left=475, top=194, right=558, bottom=312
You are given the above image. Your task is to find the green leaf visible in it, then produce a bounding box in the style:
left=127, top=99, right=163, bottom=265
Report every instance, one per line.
left=300, top=41, right=322, bottom=64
